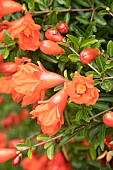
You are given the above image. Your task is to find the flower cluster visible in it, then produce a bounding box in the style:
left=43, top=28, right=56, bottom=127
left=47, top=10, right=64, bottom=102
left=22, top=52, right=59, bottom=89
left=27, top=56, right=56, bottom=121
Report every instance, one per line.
left=21, top=151, right=72, bottom=170
left=0, top=57, right=99, bottom=136
left=0, top=13, right=42, bottom=51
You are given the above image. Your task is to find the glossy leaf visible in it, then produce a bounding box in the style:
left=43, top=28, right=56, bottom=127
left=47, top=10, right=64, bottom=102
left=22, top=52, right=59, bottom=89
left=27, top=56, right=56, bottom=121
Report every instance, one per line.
left=95, top=55, right=105, bottom=72
left=59, top=131, right=79, bottom=146
left=44, top=141, right=53, bottom=149
left=89, top=144, right=96, bottom=160
left=75, top=0, right=90, bottom=7
left=15, top=144, right=29, bottom=150
left=76, top=16, right=89, bottom=25
left=68, top=54, right=79, bottom=62
left=107, top=40, right=113, bottom=57
left=80, top=38, right=98, bottom=48
left=94, top=12, right=107, bottom=25
left=85, top=22, right=96, bottom=38
left=47, top=143, right=55, bottom=160
left=27, top=150, right=32, bottom=159
left=36, top=134, right=50, bottom=141
left=76, top=110, right=90, bottom=122
left=92, top=102, right=109, bottom=110
left=98, top=125, right=106, bottom=151
left=101, top=80, right=113, bottom=92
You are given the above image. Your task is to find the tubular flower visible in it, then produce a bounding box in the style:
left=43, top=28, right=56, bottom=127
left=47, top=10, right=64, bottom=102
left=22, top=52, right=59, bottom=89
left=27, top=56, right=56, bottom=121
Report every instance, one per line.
left=12, top=61, right=66, bottom=107
left=0, top=148, right=17, bottom=164
left=0, top=132, right=7, bottom=148
left=6, top=13, right=42, bottom=51
left=30, top=88, right=68, bottom=136
left=0, top=57, right=31, bottom=102
left=0, top=0, right=23, bottom=19
left=64, top=72, right=99, bottom=106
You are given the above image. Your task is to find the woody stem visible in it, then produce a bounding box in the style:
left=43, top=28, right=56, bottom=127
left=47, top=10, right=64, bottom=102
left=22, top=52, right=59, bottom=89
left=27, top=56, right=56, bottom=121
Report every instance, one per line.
left=90, top=106, right=113, bottom=120
left=88, top=63, right=101, bottom=76
left=29, top=8, right=93, bottom=15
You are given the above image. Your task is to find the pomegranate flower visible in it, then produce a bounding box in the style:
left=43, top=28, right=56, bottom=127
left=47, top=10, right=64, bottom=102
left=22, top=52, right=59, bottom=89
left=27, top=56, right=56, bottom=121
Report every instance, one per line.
left=12, top=61, right=66, bottom=107
left=0, top=0, right=23, bottom=19
left=8, top=13, right=42, bottom=51
left=0, top=148, right=17, bottom=164
left=30, top=88, right=68, bottom=136
left=64, top=72, right=99, bottom=106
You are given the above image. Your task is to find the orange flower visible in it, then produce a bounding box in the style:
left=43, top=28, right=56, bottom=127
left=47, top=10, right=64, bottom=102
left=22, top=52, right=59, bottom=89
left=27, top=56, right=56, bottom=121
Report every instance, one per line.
left=0, top=148, right=17, bottom=164
left=47, top=151, right=72, bottom=170
left=0, top=132, right=7, bottom=148
left=12, top=61, right=66, bottom=107
left=0, top=76, right=24, bottom=103
left=0, top=0, right=23, bottom=19
left=64, top=72, right=99, bottom=106
left=30, top=88, right=68, bottom=136
left=6, top=13, right=42, bottom=51
left=21, top=154, right=48, bottom=170
left=0, top=57, right=31, bottom=102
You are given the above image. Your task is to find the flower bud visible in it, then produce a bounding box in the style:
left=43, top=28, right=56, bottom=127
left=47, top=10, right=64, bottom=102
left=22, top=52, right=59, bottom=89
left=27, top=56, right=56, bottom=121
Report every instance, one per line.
left=80, top=48, right=100, bottom=64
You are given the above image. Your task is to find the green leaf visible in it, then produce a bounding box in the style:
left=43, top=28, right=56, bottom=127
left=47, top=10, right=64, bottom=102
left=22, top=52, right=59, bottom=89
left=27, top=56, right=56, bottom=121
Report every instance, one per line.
left=15, top=144, right=29, bottom=150
left=3, top=48, right=9, bottom=59
left=58, top=131, right=79, bottom=146
left=76, top=110, right=90, bottom=122
left=80, top=38, right=98, bottom=48
left=95, top=55, right=105, bottom=72
left=68, top=54, right=79, bottom=62
left=54, top=84, right=64, bottom=92
left=98, top=96, right=113, bottom=102
left=75, top=0, right=90, bottom=7
left=76, top=16, right=89, bottom=25
left=47, top=143, right=55, bottom=160
left=39, top=51, right=58, bottom=63
left=85, top=71, right=100, bottom=78
left=36, top=134, right=50, bottom=141
left=92, top=102, right=109, bottom=110
left=27, top=150, right=32, bottom=159
left=49, top=11, right=57, bottom=25
left=105, top=61, right=113, bottom=70
left=98, top=125, right=106, bottom=151
left=85, top=22, right=97, bottom=38
left=94, top=11, right=107, bottom=25
left=108, top=151, right=113, bottom=156
left=71, top=25, right=85, bottom=37
left=64, top=13, right=70, bottom=24
left=89, top=144, right=96, bottom=160
left=59, top=54, right=68, bottom=63
left=107, top=40, right=113, bottom=57
left=44, top=141, right=53, bottom=149
left=66, top=34, right=78, bottom=46
left=101, top=80, right=113, bottom=92
left=25, top=139, right=31, bottom=147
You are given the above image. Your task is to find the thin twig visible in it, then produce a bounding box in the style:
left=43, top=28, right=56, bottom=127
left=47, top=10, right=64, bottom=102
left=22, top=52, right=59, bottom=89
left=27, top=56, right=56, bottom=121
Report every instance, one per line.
left=68, top=46, right=79, bottom=56
left=90, top=107, right=113, bottom=121
left=88, top=63, right=101, bottom=76
left=29, top=8, right=93, bottom=15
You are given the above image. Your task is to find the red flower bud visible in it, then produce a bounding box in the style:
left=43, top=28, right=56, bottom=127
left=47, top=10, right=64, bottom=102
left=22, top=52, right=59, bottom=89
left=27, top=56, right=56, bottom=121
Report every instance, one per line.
left=57, top=22, right=69, bottom=34
left=80, top=48, right=100, bottom=64
left=0, top=148, right=17, bottom=164
left=0, top=0, right=23, bottom=19
left=40, top=40, right=64, bottom=55
left=12, top=155, right=21, bottom=166
left=45, top=28, right=64, bottom=42
left=103, top=112, right=113, bottom=127
left=0, top=62, right=18, bottom=75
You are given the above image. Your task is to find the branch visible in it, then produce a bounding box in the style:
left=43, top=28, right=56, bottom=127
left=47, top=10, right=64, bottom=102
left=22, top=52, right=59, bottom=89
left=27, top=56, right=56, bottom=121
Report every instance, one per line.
left=90, top=107, right=113, bottom=121
left=29, top=8, right=93, bottom=15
